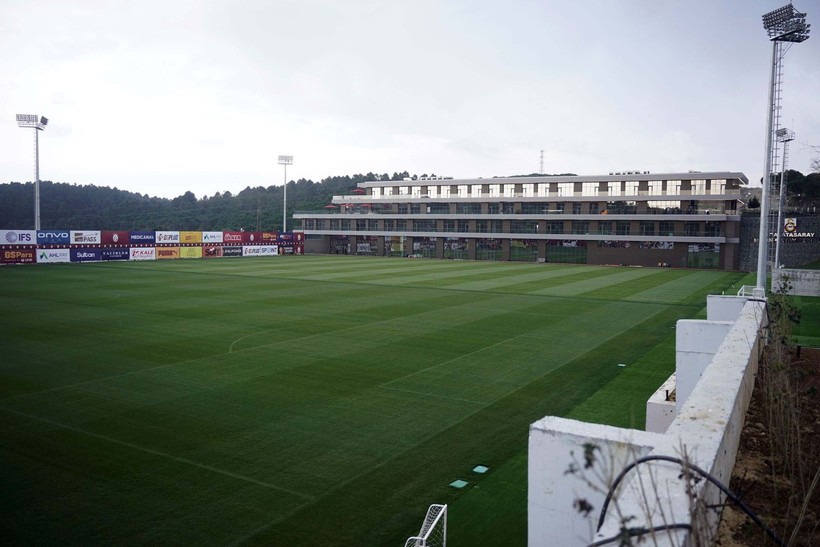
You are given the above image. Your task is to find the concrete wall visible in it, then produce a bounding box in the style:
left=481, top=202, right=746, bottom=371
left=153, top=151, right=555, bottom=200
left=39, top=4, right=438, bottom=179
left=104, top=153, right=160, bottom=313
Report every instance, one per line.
left=772, top=268, right=820, bottom=297
left=528, top=296, right=766, bottom=546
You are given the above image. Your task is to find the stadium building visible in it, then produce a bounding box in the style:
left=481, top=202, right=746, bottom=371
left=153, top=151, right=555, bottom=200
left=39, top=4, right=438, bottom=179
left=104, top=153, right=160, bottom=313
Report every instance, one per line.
left=294, top=171, right=748, bottom=270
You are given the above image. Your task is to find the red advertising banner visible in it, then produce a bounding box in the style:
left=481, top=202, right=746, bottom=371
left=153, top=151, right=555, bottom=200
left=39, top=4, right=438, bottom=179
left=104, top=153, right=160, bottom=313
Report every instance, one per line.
left=101, top=231, right=130, bottom=244
left=246, top=232, right=264, bottom=244
left=203, top=245, right=224, bottom=258
left=1, top=248, right=36, bottom=264
left=223, top=231, right=246, bottom=244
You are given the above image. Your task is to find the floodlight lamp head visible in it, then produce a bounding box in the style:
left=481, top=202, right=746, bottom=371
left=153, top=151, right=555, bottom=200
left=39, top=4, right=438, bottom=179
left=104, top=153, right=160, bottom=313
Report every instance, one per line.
left=762, top=3, right=811, bottom=42
left=776, top=127, right=796, bottom=142
left=16, top=113, right=48, bottom=130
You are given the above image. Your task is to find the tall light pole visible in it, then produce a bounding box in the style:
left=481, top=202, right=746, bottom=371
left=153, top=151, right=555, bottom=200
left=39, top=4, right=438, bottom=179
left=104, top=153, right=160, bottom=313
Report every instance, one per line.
left=278, top=155, right=293, bottom=232
left=16, top=114, right=48, bottom=231
left=774, top=127, right=795, bottom=269
left=757, top=3, right=810, bottom=292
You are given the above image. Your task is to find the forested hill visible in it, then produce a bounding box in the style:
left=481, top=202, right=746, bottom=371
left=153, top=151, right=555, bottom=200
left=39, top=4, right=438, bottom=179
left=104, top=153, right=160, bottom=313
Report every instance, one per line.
left=0, top=171, right=410, bottom=232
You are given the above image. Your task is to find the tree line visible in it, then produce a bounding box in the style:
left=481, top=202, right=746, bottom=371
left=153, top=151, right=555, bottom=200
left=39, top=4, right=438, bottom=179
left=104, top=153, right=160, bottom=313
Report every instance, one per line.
left=0, top=171, right=416, bottom=231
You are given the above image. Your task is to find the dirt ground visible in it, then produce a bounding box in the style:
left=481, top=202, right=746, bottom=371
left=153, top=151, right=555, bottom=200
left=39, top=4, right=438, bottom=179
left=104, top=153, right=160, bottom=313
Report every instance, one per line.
left=716, top=348, right=820, bottom=546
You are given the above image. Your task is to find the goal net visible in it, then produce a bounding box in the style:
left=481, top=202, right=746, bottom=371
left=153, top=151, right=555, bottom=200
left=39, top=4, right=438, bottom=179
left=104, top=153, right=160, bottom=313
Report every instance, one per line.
left=404, top=504, right=447, bottom=547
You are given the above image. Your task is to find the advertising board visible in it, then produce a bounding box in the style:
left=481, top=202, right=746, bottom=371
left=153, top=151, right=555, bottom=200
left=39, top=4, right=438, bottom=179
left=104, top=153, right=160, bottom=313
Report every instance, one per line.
left=101, top=231, right=130, bottom=244
left=203, top=245, right=224, bottom=258
left=130, top=231, right=156, bottom=244
left=71, top=248, right=101, bottom=262
left=223, top=231, right=245, bottom=244
left=1, top=230, right=36, bottom=245
left=260, top=231, right=277, bottom=242
left=180, top=231, right=202, bottom=243
left=70, top=230, right=102, bottom=244
left=156, top=247, right=180, bottom=260
left=156, top=231, right=181, bottom=244
left=243, top=245, right=278, bottom=256
left=101, top=248, right=130, bottom=261
left=223, top=246, right=243, bottom=257
left=37, top=230, right=70, bottom=245
left=202, top=231, right=223, bottom=243
left=37, top=248, right=71, bottom=263
left=246, top=232, right=263, bottom=243
left=129, top=247, right=156, bottom=261
left=1, top=249, right=36, bottom=264
left=180, top=246, right=202, bottom=259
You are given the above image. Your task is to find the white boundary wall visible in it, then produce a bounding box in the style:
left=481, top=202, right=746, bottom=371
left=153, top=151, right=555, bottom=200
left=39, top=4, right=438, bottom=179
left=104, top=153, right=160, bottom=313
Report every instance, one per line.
left=772, top=268, right=820, bottom=297
left=528, top=295, right=766, bottom=546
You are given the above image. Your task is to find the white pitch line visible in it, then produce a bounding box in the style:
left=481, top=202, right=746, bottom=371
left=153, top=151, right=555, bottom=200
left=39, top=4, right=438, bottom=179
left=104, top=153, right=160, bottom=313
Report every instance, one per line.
left=1, top=406, right=313, bottom=501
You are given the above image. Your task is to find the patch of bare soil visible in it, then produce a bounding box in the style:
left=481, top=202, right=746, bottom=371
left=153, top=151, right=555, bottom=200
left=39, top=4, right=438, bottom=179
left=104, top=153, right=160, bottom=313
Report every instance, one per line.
left=716, top=348, right=820, bottom=546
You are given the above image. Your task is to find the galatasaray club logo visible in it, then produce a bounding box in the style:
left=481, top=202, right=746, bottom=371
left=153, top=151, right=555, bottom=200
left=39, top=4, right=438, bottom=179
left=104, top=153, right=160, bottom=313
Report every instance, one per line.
left=784, top=218, right=797, bottom=234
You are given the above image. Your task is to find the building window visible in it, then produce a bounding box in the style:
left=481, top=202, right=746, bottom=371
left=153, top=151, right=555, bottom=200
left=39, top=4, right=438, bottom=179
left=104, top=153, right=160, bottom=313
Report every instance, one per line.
left=666, top=180, right=681, bottom=195
left=342, top=219, right=351, bottom=230
left=625, top=181, right=639, bottom=195
left=396, top=219, right=406, bottom=231
left=458, top=220, right=469, bottom=232
left=640, top=221, right=655, bottom=236
left=705, top=222, right=720, bottom=237
left=608, top=182, right=621, bottom=196
left=598, top=221, right=612, bottom=235
left=476, top=220, right=488, bottom=233
left=572, top=221, right=590, bottom=234
left=659, top=221, right=674, bottom=236
left=331, top=219, right=340, bottom=230
left=691, top=180, right=706, bottom=195
left=616, top=221, right=630, bottom=235
left=589, top=202, right=599, bottom=214
left=491, top=220, right=503, bottom=233
left=684, top=222, right=700, bottom=236
left=512, top=220, right=537, bottom=233
left=648, top=180, right=663, bottom=196
left=582, top=182, right=598, bottom=196
left=457, top=203, right=481, bottom=214
left=547, top=221, right=564, bottom=234
left=384, top=220, right=394, bottom=231
left=573, top=203, right=582, bottom=214
left=556, top=202, right=565, bottom=213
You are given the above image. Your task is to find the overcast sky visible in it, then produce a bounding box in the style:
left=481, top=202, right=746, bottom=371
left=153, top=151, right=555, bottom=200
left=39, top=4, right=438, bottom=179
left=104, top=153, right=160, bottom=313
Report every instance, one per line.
left=2, top=0, right=818, bottom=199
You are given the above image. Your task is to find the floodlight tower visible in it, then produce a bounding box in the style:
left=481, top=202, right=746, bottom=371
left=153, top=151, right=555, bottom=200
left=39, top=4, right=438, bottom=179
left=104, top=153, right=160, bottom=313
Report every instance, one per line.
left=15, top=114, right=49, bottom=231
left=278, top=155, right=293, bottom=232
left=756, top=3, right=810, bottom=291
left=774, top=127, right=795, bottom=269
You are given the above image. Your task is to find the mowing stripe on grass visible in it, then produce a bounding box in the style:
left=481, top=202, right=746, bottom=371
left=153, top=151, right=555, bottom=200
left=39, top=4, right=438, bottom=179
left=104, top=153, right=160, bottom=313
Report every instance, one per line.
left=0, top=406, right=314, bottom=500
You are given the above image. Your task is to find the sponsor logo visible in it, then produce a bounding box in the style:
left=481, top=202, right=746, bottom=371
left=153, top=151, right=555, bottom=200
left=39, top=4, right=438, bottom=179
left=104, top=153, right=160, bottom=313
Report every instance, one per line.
left=223, top=246, right=243, bottom=256
left=37, top=249, right=71, bottom=262
left=224, top=233, right=243, bottom=242
left=77, top=252, right=95, bottom=258
left=2, top=230, right=35, bottom=244
left=156, top=232, right=180, bottom=242
left=101, top=249, right=129, bottom=260
left=261, top=232, right=276, bottom=241
left=37, top=230, right=70, bottom=243
left=130, top=232, right=155, bottom=241
left=113, top=233, right=119, bottom=242
left=130, top=248, right=156, bottom=260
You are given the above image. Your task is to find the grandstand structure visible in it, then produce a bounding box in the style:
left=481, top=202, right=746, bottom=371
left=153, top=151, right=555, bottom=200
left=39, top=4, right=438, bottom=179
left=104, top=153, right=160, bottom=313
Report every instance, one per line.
left=294, top=171, right=748, bottom=270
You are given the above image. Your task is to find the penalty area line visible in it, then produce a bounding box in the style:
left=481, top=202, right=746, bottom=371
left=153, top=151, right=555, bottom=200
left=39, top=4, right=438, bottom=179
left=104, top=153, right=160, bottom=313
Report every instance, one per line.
left=0, top=406, right=313, bottom=502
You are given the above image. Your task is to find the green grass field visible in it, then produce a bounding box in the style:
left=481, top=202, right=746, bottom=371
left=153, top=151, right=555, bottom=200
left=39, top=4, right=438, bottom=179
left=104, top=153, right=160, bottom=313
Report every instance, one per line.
left=0, top=257, right=749, bottom=545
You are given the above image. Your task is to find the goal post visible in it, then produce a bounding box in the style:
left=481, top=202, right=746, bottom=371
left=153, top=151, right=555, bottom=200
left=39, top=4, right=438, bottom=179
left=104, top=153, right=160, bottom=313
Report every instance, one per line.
left=404, top=504, right=447, bottom=547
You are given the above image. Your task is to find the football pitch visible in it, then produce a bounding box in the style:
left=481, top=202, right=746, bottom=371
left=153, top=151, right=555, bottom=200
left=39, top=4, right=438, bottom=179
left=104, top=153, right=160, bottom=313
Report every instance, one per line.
left=0, top=257, right=748, bottom=545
